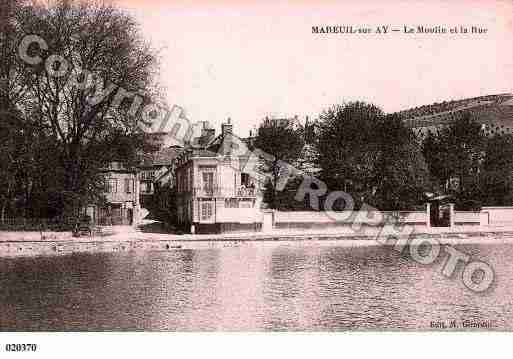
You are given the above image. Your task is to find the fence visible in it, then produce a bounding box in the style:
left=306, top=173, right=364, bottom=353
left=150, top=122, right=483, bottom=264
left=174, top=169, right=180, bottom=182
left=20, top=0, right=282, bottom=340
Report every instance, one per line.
left=0, top=210, right=135, bottom=232
left=0, top=217, right=75, bottom=232
left=95, top=207, right=133, bottom=226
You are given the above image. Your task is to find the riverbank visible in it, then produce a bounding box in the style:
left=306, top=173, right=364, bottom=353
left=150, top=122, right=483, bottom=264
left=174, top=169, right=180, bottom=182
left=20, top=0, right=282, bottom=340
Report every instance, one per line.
left=2, top=223, right=513, bottom=257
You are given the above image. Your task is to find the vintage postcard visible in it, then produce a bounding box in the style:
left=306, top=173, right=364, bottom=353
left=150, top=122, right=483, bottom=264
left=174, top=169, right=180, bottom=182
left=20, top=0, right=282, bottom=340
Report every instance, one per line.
left=0, top=0, right=513, bottom=354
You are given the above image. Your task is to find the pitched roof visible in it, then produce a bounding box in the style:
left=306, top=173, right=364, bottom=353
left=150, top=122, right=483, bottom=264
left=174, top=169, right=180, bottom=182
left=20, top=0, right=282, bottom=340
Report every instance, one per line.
left=141, top=146, right=183, bottom=167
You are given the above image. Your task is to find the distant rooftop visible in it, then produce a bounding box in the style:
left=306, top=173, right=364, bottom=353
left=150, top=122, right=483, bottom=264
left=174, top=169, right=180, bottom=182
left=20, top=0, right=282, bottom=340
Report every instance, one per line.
left=396, top=93, right=513, bottom=130
left=141, top=146, right=183, bottom=167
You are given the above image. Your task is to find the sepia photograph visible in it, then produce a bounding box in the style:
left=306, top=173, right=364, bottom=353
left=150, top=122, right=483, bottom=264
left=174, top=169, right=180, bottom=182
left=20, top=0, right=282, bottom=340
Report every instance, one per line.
left=0, top=0, right=513, bottom=353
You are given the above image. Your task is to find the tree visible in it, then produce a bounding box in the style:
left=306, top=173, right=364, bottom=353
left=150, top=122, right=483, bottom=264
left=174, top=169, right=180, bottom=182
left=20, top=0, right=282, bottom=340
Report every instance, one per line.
left=315, top=103, right=431, bottom=211
left=0, top=111, right=23, bottom=221
left=371, top=114, right=431, bottom=210
left=0, top=0, right=38, bottom=220
left=480, top=134, right=513, bottom=206
left=315, top=102, right=383, bottom=208
left=5, top=0, right=159, bottom=217
left=0, top=0, right=27, bottom=111
left=421, top=130, right=448, bottom=189
left=422, top=112, right=485, bottom=207
left=253, top=117, right=304, bottom=209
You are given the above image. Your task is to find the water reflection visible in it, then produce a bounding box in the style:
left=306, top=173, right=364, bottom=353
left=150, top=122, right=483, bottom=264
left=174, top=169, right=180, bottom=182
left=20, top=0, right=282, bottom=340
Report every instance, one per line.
left=0, top=243, right=512, bottom=331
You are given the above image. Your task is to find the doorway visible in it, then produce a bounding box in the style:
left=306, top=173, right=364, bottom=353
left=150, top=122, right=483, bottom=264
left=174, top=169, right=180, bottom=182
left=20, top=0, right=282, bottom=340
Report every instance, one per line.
left=429, top=201, right=451, bottom=227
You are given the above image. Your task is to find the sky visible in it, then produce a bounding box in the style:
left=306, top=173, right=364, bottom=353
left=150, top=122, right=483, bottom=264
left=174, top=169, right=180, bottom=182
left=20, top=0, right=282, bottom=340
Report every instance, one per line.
left=114, top=0, right=513, bottom=136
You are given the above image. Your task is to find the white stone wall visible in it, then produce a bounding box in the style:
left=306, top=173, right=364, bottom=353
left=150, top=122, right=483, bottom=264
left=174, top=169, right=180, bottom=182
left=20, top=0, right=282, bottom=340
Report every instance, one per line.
left=481, top=207, right=513, bottom=226
left=454, top=211, right=480, bottom=224
left=274, top=210, right=427, bottom=225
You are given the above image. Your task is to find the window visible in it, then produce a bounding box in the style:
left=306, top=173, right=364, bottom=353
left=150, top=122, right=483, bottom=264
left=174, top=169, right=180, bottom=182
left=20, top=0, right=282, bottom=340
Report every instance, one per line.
left=106, top=179, right=118, bottom=193
left=141, top=171, right=151, bottom=180
left=125, top=178, right=133, bottom=194
left=225, top=198, right=239, bottom=208
left=140, top=182, right=149, bottom=193
left=199, top=166, right=216, bottom=195
left=142, top=182, right=153, bottom=194
left=241, top=173, right=250, bottom=186
left=202, top=172, right=214, bottom=193
left=188, top=167, right=193, bottom=191
left=201, top=202, right=213, bottom=220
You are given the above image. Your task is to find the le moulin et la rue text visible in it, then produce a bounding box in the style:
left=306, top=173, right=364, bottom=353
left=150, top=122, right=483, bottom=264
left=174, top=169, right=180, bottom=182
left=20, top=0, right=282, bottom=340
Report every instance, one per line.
left=312, top=25, right=488, bottom=35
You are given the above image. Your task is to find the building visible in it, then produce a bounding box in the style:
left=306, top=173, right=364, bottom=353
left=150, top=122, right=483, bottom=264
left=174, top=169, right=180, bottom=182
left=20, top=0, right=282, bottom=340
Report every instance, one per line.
left=174, top=119, right=263, bottom=234
left=86, top=162, right=141, bottom=226
left=139, top=145, right=182, bottom=209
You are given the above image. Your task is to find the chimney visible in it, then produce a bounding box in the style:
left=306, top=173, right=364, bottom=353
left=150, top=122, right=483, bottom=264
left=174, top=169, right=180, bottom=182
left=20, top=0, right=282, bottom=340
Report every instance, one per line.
left=222, top=117, right=233, bottom=137
left=220, top=118, right=234, bottom=155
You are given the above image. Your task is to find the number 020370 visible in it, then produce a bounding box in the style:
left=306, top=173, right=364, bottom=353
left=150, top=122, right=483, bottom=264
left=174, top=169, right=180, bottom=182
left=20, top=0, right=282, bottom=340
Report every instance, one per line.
left=5, top=344, right=37, bottom=352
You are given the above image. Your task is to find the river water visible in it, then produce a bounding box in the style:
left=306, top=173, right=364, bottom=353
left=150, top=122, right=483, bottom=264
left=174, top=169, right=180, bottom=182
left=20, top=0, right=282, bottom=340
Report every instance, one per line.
left=0, top=242, right=512, bottom=331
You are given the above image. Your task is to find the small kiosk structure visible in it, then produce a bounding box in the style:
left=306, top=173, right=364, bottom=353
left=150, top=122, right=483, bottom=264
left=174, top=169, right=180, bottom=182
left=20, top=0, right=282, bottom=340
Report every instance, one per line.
left=427, top=195, right=455, bottom=227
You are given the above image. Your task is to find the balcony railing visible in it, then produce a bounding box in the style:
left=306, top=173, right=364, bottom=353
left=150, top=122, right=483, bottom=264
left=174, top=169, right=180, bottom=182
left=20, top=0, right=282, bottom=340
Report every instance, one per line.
left=193, top=186, right=257, bottom=198
left=194, top=186, right=219, bottom=197
left=235, top=186, right=256, bottom=197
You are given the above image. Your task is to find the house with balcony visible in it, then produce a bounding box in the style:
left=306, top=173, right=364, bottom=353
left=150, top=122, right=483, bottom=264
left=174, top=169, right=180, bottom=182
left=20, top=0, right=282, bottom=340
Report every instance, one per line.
left=175, top=119, right=263, bottom=234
